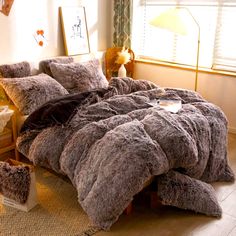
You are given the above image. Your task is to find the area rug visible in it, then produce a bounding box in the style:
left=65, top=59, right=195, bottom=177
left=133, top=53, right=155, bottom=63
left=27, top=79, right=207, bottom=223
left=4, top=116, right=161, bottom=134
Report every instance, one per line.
left=0, top=166, right=93, bottom=236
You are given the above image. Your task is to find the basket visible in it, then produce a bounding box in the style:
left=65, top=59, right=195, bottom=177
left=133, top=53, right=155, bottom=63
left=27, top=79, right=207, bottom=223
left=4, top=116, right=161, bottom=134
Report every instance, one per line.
left=0, top=106, right=14, bottom=133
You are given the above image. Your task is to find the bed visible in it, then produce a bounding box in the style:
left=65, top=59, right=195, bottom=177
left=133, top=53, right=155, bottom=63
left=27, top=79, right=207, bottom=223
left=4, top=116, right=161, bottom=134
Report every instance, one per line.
left=0, top=57, right=235, bottom=230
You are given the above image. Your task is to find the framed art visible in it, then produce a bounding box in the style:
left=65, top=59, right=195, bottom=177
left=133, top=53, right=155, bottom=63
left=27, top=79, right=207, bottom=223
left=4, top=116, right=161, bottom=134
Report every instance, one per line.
left=60, top=6, right=90, bottom=56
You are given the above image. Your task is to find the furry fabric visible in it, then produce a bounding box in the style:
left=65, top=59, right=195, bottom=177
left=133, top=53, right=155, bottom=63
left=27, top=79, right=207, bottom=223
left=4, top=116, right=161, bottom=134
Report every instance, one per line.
left=49, top=59, right=108, bottom=94
left=39, top=56, right=74, bottom=77
left=21, top=77, right=158, bottom=133
left=0, top=161, right=31, bottom=204
left=0, top=61, right=31, bottom=78
left=157, top=170, right=222, bottom=217
left=0, top=73, right=69, bottom=115
left=17, top=77, right=235, bottom=230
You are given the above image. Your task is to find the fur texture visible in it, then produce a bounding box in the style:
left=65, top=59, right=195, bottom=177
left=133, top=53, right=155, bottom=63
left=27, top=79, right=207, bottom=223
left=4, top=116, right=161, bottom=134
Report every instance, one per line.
left=20, top=77, right=158, bottom=133
left=0, top=73, right=69, bottom=115
left=17, top=77, right=234, bottom=230
left=0, top=61, right=31, bottom=78
left=157, top=170, right=222, bottom=217
left=0, top=162, right=31, bottom=204
left=39, top=56, right=74, bottom=77
left=49, top=59, right=108, bottom=94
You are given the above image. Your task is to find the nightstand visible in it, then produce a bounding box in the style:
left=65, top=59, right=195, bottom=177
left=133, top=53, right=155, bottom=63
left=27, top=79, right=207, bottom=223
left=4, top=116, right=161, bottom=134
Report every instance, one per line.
left=0, top=107, right=20, bottom=160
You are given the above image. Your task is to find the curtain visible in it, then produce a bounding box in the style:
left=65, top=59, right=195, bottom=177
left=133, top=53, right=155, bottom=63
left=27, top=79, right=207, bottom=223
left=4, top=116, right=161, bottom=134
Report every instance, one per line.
left=113, top=0, right=132, bottom=48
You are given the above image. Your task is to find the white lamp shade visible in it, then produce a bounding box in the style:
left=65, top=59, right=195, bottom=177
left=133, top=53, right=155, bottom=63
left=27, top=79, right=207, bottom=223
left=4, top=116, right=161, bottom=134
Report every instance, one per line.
left=149, top=7, right=200, bottom=91
left=149, top=8, right=191, bottom=35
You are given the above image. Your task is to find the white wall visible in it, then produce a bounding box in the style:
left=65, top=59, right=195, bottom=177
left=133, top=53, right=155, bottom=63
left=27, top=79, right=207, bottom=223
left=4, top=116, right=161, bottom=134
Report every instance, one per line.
left=134, top=62, right=236, bottom=133
left=0, top=0, right=112, bottom=64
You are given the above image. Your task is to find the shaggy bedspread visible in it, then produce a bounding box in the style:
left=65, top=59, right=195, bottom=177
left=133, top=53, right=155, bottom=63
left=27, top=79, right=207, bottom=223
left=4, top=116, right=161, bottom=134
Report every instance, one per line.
left=16, top=77, right=235, bottom=230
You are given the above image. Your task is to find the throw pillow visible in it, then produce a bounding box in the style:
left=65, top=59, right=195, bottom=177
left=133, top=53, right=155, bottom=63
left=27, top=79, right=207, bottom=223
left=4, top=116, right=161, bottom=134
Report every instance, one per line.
left=49, top=59, right=108, bottom=94
left=0, top=73, right=69, bottom=115
left=157, top=170, right=222, bottom=217
left=39, top=56, right=74, bottom=77
left=0, top=61, right=31, bottom=78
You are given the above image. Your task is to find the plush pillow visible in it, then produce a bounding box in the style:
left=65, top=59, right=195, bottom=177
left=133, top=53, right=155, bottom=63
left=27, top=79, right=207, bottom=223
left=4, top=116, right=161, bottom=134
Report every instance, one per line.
left=49, top=59, right=109, bottom=94
left=0, top=73, right=69, bottom=115
left=39, top=57, right=74, bottom=77
left=0, top=61, right=31, bottom=78
left=157, top=170, right=222, bottom=217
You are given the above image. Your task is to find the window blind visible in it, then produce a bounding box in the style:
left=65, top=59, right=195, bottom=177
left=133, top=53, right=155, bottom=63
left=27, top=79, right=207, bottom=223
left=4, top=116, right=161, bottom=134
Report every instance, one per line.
left=132, top=0, right=236, bottom=72
left=213, top=2, right=236, bottom=72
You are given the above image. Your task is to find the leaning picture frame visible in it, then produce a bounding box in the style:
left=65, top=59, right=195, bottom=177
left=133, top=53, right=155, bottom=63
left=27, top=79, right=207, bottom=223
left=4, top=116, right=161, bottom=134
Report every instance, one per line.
left=59, top=6, right=90, bottom=56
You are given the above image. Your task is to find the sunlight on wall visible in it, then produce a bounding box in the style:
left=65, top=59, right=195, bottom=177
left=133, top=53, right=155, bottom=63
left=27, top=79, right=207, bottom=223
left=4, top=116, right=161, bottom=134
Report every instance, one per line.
left=12, top=0, right=49, bottom=61
left=0, top=0, right=111, bottom=64
left=81, top=0, right=112, bottom=52
left=83, top=0, right=99, bottom=52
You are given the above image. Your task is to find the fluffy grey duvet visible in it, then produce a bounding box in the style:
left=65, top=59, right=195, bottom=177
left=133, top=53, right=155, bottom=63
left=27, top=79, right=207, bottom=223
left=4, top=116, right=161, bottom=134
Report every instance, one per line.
left=16, top=77, right=235, bottom=230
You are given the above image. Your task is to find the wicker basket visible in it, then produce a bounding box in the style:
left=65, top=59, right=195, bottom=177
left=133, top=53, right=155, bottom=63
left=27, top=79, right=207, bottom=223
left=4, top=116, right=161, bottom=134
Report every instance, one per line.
left=0, top=106, right=14, bottom=133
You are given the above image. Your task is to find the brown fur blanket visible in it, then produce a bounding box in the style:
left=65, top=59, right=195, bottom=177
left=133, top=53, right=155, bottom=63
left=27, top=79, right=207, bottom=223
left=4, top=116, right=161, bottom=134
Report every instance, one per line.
left=16, top=77, right=234, bottom=230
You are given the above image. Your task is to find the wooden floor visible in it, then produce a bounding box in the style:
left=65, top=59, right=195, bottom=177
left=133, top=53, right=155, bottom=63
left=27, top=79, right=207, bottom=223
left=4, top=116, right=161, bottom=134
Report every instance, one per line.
left=97, top=133, right=236, bottom=236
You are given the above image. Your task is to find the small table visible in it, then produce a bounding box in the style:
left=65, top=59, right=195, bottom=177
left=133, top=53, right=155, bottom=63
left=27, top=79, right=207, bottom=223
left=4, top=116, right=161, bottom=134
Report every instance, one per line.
left=0, top=107, right=20, bottom=160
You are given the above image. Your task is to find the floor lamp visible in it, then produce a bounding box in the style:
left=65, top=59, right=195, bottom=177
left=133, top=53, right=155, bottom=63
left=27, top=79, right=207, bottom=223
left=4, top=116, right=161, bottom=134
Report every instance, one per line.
left=149, top=7, right=200, bottom=91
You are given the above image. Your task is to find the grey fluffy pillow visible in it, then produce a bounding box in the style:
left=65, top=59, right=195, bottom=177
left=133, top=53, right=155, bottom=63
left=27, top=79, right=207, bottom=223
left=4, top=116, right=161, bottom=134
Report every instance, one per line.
left=157, top=170, right=222, bottom=217
left=0, top=61, right=31, bottom=78
left=50, top=59, right=108, bottom=94
left=39, top=57, right=74, bottom=77
left=0, top=73, right=69, bottom=115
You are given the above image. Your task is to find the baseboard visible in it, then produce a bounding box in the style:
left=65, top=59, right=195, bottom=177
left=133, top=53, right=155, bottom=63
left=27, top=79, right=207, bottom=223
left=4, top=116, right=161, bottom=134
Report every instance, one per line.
left=228, top=127, right=236, bottom=134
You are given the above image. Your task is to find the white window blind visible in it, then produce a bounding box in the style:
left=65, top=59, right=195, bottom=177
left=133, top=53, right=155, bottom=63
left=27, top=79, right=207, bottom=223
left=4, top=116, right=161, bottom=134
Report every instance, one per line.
left=213, top=2, right=236, bottom=71
left=132, top=0, right=236, bottom=72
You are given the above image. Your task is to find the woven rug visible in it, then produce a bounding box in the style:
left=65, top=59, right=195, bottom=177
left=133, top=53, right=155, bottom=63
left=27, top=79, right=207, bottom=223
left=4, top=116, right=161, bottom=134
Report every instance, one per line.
left=0, top=166, right=96, bottom=236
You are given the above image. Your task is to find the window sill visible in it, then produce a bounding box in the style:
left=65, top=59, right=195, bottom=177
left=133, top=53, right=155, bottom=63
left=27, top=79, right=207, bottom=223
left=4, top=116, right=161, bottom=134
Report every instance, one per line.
left=135, top=58, right=236, bottom=78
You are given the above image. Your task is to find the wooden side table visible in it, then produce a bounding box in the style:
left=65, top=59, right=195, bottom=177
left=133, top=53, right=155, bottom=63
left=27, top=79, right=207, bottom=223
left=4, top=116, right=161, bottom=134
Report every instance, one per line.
left=0, top=109, right=20, bottom=160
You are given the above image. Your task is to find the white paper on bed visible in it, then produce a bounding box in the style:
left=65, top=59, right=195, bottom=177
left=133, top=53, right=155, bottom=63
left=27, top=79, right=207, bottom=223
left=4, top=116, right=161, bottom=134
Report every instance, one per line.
left=147, top=99, right=182, bottom=113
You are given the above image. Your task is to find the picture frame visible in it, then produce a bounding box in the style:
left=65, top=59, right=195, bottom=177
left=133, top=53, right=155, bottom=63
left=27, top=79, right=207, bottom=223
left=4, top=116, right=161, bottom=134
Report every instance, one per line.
left=59, top=6, right=90, bottom=56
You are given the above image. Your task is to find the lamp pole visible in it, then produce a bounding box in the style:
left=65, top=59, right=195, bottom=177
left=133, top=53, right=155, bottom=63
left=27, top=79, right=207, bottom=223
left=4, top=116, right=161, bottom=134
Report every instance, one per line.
left=195, top=27, right=200, bottom=91
left=150, top=7, right=200, bottom=92
left=181, top=7, right=200, bottom=92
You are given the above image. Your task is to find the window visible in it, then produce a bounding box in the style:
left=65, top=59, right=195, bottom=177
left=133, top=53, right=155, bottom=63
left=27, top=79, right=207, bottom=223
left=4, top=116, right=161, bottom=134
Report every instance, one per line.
left=132, top=0, right=236, bottom=72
